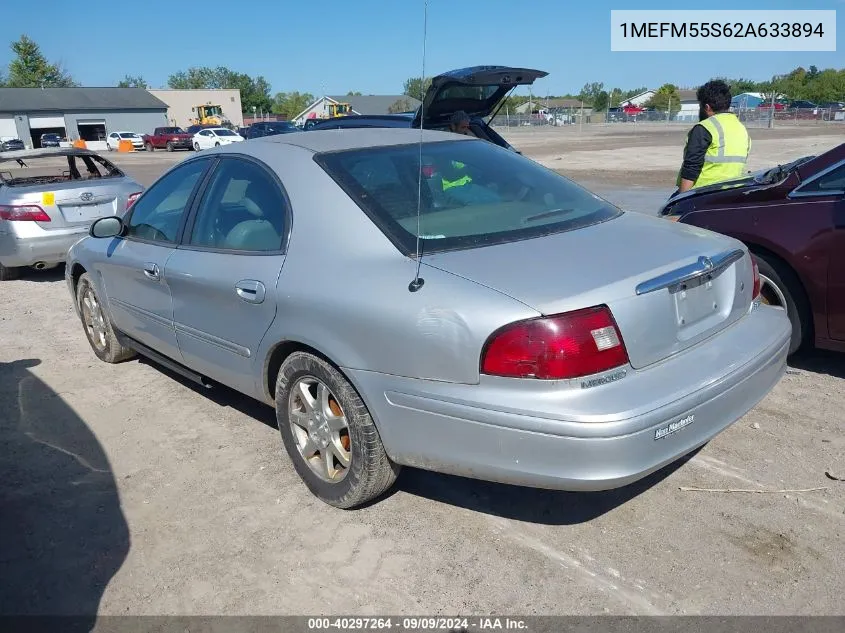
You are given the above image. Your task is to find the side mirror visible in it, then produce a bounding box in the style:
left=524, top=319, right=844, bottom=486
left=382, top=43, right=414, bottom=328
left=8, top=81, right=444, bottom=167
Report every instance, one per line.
left=90, top=216, right=124, bottom=239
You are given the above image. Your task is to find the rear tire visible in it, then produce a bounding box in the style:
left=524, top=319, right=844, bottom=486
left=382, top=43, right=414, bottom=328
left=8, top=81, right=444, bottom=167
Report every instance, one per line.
left=0, top=262, right=20, bottom=281
left=146, top=142, right=154, bottom=152
left=753, top=254, right=810, bottom=355
left=275, top=352, right=400, bottom=509
left=76, top=273, right=136, bottom=364
left=214, top=142, right=220, bottom=147
left=166, top=141, right=173, bottom=152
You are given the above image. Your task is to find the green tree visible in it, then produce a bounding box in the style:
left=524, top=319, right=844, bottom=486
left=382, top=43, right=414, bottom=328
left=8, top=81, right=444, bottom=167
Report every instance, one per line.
left=6, top=35, right=75, bottom=87
left=645, top=83, right=681, bottom=117
left=347, top=90, right=362, bottom=96
left=577, top=82, right=604, bottom=105
left=117, top=74, right=148, bottom=88
left=403, top=76, right=432, bottom=101
left=272, top=91, right=315, bottom=119
left=592, top=90, right=610, bottom=112
left=167, top=66, right=272, bottom=113
left=387, top=97, right=415, bottom=113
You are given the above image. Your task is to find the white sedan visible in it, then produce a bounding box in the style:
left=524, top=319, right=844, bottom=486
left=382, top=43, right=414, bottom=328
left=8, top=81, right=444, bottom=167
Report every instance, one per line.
left=106, top=131, right=145, bottom=151
left=192, top=128, right=244, bottom=150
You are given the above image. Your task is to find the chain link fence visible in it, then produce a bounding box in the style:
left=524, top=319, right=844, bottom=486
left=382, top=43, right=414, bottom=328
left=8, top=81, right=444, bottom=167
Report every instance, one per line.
left=489, top=107, right=845, bottom=129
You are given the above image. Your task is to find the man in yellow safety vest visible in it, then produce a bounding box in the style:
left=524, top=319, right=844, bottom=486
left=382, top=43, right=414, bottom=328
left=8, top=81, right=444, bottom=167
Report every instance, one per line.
left=675, top=80, right=751, bottom=194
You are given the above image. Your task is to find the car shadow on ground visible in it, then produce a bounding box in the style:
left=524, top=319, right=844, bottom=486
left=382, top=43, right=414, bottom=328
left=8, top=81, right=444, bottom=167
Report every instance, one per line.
left=137, top=358, right=279, bottom=430
left=393, top=451, right=695, bottom=525
left=10, top=265, right=66, bottom=283
left=0, top=359, right=130, bottom=629
left=789, top=348, right=845, bottom=380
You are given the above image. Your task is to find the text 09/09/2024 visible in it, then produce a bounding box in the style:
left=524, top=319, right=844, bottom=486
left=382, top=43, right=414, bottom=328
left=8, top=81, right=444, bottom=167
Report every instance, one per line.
left=610, top=10, right=837, bottom=52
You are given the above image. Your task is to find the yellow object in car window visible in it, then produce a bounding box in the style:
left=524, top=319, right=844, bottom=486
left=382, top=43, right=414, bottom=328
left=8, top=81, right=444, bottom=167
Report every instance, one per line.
left=42, top=192, right=55, bottom=206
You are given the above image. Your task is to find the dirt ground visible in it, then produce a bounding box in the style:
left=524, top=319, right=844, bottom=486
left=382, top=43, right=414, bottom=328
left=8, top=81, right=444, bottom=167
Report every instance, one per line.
left=1, top=126, right=844, bottom=619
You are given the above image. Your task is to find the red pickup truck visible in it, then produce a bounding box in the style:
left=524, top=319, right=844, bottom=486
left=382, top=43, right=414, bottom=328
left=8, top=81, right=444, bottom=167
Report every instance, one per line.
left=142, top=127, right=194, bottom=152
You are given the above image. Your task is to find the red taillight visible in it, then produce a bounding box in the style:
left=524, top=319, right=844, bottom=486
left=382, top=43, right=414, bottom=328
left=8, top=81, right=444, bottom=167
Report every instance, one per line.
left=126, top=192, right=142, bottom=209
left=0, top=204, right=51, bottom=222
left=751, top=257, right=761, bottom=300
left=481, top=305, right=629, bottom=380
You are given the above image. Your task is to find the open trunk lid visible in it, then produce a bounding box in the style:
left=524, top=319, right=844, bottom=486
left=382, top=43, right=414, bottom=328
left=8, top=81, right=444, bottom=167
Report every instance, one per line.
left=413, top=65, right=548, bottom=127
left=423, top=211, right=755, bottom=370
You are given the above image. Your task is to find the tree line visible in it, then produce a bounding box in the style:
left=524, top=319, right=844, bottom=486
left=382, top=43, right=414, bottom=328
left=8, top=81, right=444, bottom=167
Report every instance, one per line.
left=2, top=35, right=843, bottom=120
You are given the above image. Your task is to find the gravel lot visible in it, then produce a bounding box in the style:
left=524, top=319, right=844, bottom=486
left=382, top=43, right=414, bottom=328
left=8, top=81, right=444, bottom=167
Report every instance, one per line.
left=1, top=126, right=843, bottom=618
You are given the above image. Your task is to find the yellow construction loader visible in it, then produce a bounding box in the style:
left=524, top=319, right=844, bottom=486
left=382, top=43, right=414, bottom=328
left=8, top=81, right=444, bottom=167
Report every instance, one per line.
left=190, top=104, right=228, bottom=126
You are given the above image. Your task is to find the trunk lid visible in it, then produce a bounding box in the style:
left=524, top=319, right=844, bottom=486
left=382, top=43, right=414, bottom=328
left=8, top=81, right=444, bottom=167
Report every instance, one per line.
left=422, top=211, right=755, bottom=370
left=413, top=65, right=548, bottom=127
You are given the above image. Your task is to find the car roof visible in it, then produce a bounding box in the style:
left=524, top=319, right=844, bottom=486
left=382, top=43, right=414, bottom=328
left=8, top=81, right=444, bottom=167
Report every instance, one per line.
left=251, top=127, right=468, bottom=153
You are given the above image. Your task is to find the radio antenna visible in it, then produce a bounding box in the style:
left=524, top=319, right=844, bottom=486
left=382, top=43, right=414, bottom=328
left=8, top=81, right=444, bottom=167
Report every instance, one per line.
left=408, top=0, right=428, bottom=293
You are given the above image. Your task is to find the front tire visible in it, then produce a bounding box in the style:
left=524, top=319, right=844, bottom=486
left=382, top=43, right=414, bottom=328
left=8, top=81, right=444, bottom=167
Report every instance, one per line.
left=76, top=273, right=136, bottom=364
left=194, top=142, right=201, bottom=151
left=753, top=254, right=810, bottom=355
left=275, top=352, right=400, bottom=509
left=214, top=141, right=220, bottom=147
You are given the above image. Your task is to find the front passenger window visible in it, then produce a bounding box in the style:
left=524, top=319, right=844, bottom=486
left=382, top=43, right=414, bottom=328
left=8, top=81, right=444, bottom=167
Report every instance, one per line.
left=125, top=160, right=209, bottom=243
left=188, top=159, right=287, bottom=252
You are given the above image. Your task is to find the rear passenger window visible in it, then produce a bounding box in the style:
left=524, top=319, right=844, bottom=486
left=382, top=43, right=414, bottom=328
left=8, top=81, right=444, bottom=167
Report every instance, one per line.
left=187, top=159, right=287, bottom=252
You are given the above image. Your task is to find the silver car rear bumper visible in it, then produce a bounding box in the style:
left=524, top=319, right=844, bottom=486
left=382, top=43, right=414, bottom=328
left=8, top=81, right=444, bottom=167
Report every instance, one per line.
left=347, top=305, right=791, bottom=491
left=0, top=223, right=88, bottom=268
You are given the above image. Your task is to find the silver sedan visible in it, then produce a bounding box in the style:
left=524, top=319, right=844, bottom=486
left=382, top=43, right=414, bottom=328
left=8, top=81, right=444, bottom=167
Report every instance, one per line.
left=0, top=148, right=143, bottom=281
left=65, top=128, right=792, bottom=508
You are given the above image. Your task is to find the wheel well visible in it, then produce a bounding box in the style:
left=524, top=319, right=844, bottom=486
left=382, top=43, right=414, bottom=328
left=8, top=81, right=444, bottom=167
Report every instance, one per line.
left=745, top=242, right=815, bottom=338
left=264, top=341, right=334, bottom=402
left=70, top=263, right=87, bottom=296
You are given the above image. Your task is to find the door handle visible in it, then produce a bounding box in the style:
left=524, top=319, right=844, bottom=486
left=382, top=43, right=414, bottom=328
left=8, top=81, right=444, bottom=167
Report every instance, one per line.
left=142, top=262, right=160, bottom=281
left=235, top=280, right=266, bottom=304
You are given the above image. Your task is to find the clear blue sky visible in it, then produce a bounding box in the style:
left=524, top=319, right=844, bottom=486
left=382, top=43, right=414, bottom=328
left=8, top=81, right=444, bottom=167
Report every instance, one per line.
left=1, top=0, right=842, bottom=97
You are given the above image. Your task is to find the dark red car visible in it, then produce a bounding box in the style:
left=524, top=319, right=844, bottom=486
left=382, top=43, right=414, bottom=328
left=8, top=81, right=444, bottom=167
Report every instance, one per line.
left=658, top=143, right=845, bottom=356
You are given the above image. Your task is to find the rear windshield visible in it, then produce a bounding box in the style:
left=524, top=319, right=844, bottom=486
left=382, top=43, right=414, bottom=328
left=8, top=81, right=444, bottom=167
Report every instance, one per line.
left=119, top=133, right=137, bottom=138
left=215, top=129, right=236, bottom=136
left=316, top=139, right=622, bottom=255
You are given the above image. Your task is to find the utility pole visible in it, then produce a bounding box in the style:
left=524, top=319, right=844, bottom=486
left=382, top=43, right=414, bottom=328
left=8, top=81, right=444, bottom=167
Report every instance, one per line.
left=768, top=89, right=776, bottom=129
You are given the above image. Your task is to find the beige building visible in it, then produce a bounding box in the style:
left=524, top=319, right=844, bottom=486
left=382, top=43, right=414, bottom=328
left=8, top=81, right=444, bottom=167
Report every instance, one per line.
left=147, top=89, right=243, bottom=128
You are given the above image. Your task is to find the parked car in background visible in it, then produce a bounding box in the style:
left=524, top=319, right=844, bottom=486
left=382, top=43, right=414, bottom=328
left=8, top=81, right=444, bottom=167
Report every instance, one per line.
left=186, top=124, right=219, bottom=135
left=40, top=133, right=62, bottom=148
left=243, top=120, right=300, bottom=139
left=192, top=127, right=244, bottom=150
left=0, top=138, right=25, bottom=152
left=65, top=128, right=789, bottom=508
left=659, top=142, right=845, bottom=355
left=106, top=131, right=145, bottom=151
left=306, top=65, right=548, bottom=153
left=0, top=147, right=143, bottom=281
left=142, top=127, right=194, bottom=152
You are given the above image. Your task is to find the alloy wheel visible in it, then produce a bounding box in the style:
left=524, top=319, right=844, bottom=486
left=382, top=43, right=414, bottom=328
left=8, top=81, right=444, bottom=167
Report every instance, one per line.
left=759, top=274, right=787, bottom=311
left=81, top=285, right=108, bottom=352
left=288, top=376, right=352, bottom=482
